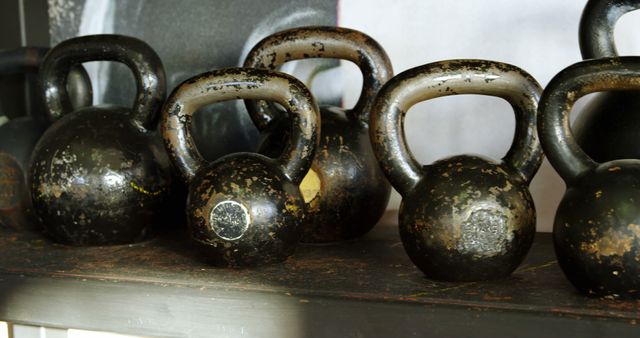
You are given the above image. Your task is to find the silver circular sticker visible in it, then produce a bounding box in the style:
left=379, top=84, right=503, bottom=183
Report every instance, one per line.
left=210, top=201, right=250, bottom=240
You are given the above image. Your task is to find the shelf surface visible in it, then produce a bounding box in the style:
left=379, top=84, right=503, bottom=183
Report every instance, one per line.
left=0, top=211, right=639, bottom=337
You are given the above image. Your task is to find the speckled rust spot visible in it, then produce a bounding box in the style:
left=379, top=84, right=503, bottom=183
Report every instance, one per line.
left=580, top=225, right=639, bottom=258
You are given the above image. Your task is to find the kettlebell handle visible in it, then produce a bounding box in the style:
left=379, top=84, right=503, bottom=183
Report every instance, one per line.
left=40, top=35, right=165, bottom=130
left=0, top=47, right=92, bottom=114
left=162, top=68, right=319, bottom=185
left=243, top=26, right=392, bottom=128
left=371, top=60, right=543, bottom=197
left=580, top=0, right=640, bottom=59
left=539, top=57, right=640, bottom=183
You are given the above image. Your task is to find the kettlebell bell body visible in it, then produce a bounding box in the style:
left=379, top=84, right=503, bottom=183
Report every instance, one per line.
left=0, top=47, right=90, bottom=230
left=573, top=0, right=640, bottom=161
left=244, top=26, right=392, bottom=243
left=371, top=60, right=543, bottom=281
left=0, top=117, right=45, bottom=230
left=162, top=68, right=319, bottom=267
left=540, top=57, right=640, bottom=299
left=30, top=35, right=171, bottom=245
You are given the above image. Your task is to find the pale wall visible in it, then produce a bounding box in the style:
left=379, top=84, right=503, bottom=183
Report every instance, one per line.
left=333, top=0, right=640, bottom=232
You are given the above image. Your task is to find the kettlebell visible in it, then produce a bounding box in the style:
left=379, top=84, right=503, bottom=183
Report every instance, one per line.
left=0, top=47, right=91, bottom=230
left=370, top=60, right=543, bottom=281
left=30, top=35, right=171, bottom=245
left=162, top=68, right=319, bottom=267
left=243, top=26, right=392, bottom=243
left=540, top=57, right=640, bottom=299
left=573, top=0, right=640, bottom=161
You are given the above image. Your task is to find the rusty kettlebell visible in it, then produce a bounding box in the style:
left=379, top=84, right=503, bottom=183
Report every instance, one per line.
left=243, top=26, right=392, bottom=243
left=573, top=0, right=640, bottom=161
left=30, top=35, right=171, bottom=245
left=0, top=47, right=91, bottom=230
left=371, top=60, right=543, bottom=281
left=540, top=57, right=640, bottom=299
left=162, top=68, right=319, bottom=267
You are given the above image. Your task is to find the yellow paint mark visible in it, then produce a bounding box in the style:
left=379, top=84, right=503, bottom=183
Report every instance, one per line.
left=130, top=181, right=163, bottom=196
left=285, top=202, right=300, bottom=213
left=300, top=168, right=321, bottom=203
left=595, top=190, right=602, bottom=199
left=608, top=166, right=622, bottom=172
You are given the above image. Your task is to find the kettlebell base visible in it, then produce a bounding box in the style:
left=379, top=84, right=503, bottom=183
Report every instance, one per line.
left=407, top=255, right=522, bottom=283
left=192, top=239, right=292, bottom=268
left=44, top=224, right=152, bottom=246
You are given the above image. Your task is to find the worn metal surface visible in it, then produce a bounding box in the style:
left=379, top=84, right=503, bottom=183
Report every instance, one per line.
left=48, top=0, right=338, bottom=162
left=30, top=35, right=171, bottom=245
left=539, top=57, right=640, bottom=299
left=244, top=26, right=392, bottom=243
left=161, top=68, right=319, bottom=266
left=371, top=60, right=543, bottom=281
left=573, top=0, right=640, bottom=162
left=0, top=47, right=91, bottom=231
left=0, top=212, right=638, bottom=337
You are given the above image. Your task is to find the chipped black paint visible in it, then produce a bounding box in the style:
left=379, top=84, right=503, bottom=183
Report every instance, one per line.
left=30, top=35, right=170, bottom=245
left=0, top=47, right=91, bottom=231
left=573, top=0, right=640, bottom=162
left=371, top=59, right=543, bottom=281
left=161, top=68, right=319, bottom=267
left=243, top=26, right=392, bottom=243
left=539, top=56, right=640, bottom=299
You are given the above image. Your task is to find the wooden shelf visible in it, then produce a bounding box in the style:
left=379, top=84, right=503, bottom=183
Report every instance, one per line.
left=0, top=211, right=638, bottom=337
